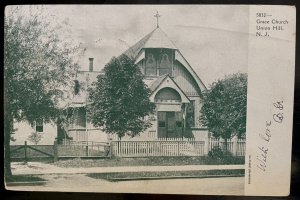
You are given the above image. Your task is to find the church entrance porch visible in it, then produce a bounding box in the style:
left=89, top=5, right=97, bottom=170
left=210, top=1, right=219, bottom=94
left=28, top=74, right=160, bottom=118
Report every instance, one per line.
left=157, top=111, right=183, bottom=138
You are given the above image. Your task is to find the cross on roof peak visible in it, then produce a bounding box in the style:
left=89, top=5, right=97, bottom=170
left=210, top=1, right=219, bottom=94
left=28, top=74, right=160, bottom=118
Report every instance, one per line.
left=154, top=11, right=161, bottom=28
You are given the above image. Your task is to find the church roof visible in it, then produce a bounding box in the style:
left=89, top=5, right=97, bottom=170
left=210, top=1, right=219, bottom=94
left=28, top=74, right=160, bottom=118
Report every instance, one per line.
left=123, top=27, right=177, bottom=59
left=149, top=74, right=168, bottom=92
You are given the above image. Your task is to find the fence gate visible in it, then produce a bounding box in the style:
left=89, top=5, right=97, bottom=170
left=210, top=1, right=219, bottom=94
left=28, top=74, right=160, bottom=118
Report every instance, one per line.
left=10, top=141, right=54, bottom=161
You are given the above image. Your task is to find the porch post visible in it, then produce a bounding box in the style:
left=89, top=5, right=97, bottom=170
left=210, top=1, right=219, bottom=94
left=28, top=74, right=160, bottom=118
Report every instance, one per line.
left=183, top=103, right=187, bottom=138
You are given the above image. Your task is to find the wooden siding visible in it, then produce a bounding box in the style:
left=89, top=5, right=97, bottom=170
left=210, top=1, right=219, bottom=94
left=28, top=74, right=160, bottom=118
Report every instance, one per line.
left=173, top=61, right=201, bottom=97
left=189, top=96, right=202, bottom=128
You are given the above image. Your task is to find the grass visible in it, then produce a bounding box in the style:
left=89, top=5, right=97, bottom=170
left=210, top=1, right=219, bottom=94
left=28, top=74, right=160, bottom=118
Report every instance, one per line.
left=52, top=156, right=245, bottom=168
left=87, top=169, right=245, bottom=181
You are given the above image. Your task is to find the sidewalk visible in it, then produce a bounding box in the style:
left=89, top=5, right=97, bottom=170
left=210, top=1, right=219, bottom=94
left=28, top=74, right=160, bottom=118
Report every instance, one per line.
left=11, top=162, right=244, bottom=175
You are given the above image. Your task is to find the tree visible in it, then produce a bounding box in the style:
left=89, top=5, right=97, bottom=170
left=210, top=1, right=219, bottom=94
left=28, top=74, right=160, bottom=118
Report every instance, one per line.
left=4, top=6, right=83, bottom=177
left=200, top=73, right=247, bottom=149
left=28, top=131, right=43, bottom=145
left=88, top=55, right=155, bottom=139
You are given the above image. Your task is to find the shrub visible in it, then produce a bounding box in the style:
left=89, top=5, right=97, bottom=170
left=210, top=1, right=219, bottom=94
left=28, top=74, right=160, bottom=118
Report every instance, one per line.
left=208, top=146, right=235, bottom=164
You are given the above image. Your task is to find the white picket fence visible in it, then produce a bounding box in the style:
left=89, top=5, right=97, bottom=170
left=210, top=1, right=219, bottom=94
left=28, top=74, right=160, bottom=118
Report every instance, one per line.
left=209, top=137, right=246, bottom=156
left=110, top=137, right=245, bottom=157
left=111, top=140, right=205, bottom=157
left=237, top=139, right=246, bottom=156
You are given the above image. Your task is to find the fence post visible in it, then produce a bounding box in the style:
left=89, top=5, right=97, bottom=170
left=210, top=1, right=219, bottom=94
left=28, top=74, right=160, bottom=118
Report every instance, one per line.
left=24, top=141, right=28, bottom=163
left=177, top=141, right=180, bottom=156
left=219, top=138, right=224, bottom=150
left=117, top=140, right=120, bottom=156
left=86, top=145, right=89, bottom=156
left=147, top=141, right=149, bottom=156
left=53, top=140, right=58, bottom=162
left=109, top=141, right=113, bottom=158
left=232, top=135, right=238, bottom=156
left=204, top=135, right=210, bottom=155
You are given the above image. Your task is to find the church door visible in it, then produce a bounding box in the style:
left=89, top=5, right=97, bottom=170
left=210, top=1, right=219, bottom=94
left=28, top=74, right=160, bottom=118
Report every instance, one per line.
left=158, top=112, right=167, bottom=138
left=158, top=111, right=183, bottom=138
left=166, top=112, right=175, bottom=137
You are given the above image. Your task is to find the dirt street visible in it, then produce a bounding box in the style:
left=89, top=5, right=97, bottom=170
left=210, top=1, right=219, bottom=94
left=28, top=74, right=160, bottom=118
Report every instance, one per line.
left=7, top=173, right=244, bottom=195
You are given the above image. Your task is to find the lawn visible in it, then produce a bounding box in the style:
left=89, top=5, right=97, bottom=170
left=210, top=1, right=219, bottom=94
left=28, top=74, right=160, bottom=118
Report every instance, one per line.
left=52, top=156, right=245, bottom=168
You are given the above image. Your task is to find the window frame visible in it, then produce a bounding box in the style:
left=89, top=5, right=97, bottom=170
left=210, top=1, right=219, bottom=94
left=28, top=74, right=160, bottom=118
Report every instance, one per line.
left=34, top=118, right=44, bottom=133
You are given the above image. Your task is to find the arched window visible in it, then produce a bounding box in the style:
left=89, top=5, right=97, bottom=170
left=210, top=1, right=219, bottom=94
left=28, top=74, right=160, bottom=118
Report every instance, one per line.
left=160, top=53, right=171, bottom=68
left=154, top=87, right=181, bottom=103
left=159, top=52, right=172, bottom=76
left=145, top=53, right=156, bottom=76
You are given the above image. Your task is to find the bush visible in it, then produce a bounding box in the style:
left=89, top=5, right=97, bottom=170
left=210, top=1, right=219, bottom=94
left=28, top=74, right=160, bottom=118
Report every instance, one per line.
left=208, top=146, right=236, bottom=164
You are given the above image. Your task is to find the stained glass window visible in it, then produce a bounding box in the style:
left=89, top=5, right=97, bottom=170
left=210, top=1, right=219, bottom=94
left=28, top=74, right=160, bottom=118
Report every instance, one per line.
left=145, top=52, right=156, bottom=76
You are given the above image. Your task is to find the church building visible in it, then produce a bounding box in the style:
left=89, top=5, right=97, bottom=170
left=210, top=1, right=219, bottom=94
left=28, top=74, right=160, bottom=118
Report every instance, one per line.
left=63, top=18, right=209, bottom=142
left=10, top=15, right=209, bottom=145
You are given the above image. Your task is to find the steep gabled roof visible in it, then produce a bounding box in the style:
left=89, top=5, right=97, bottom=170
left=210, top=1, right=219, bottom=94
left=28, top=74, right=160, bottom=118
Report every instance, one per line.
left=149, top=74, right=190, bottom=103
left=149, top=74, right=168, bottom=92
left=123, top=27, right=177, bottom=59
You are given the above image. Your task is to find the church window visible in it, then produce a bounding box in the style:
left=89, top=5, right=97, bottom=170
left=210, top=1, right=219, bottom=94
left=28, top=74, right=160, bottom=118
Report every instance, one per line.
left=160, top=54, right=170, bottom=67
left=186, top=100, right=195, bottom=127
left=154, top=87, right=181, bottom=103
left=145, top=53, right=157, bottom=76
left=159, top=50, right=173, bottom=76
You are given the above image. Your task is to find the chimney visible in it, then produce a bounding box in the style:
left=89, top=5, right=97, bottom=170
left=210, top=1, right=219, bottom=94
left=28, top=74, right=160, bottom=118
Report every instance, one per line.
left=89, top=58, right=94, bottom=72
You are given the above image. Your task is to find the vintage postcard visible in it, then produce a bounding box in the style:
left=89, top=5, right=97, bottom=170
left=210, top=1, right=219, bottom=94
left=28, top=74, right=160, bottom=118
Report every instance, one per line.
left=4, top=5, right=295, bottom=196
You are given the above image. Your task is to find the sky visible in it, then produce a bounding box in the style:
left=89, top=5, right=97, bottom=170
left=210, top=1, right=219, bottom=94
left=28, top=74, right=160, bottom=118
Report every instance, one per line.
left=8, top=5, right=249, bottom=86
